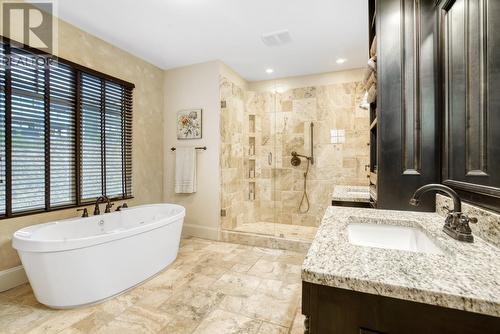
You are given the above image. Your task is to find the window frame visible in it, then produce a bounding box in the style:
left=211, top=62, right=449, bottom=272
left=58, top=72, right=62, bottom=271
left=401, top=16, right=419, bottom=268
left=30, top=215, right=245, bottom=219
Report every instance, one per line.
left=0, top=36, right=134, bottom=219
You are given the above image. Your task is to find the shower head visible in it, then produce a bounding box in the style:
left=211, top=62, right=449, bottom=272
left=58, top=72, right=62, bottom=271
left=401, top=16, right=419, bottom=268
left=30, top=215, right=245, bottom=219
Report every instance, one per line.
left=291, top=152, right=301, bottom=166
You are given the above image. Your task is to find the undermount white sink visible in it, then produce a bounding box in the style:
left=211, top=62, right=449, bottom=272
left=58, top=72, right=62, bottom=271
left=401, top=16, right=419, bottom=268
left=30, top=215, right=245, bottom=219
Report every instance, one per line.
left=347, top=222, right=444, bottom=255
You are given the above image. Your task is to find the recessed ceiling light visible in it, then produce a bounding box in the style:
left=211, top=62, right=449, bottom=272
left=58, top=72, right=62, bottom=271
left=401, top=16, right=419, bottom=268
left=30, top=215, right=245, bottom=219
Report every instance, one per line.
left=266, top=68, right=274, bottom=74
left=336, top=58, right=347, bottom=64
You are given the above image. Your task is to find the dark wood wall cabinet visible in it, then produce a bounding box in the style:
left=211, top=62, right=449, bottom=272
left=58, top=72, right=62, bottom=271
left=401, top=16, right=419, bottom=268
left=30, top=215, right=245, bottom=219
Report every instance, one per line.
left=439, top=0, right=500, bottom=212
left=302, top=282, right=500, bottom=334
left=369, top=0, right=500, bottom=212
left=372, top=0, right=441, bottom=211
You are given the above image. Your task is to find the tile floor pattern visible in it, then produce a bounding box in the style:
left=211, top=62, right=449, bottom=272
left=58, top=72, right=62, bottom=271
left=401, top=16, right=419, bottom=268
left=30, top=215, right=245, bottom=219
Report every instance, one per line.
left=0, top=237, right=306, bottom=334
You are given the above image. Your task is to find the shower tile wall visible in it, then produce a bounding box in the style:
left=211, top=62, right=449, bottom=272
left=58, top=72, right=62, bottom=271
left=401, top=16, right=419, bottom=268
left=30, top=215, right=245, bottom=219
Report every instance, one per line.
left=220, top=77, right=248, bottom=230
left=220, top=76, right=369, bottom=231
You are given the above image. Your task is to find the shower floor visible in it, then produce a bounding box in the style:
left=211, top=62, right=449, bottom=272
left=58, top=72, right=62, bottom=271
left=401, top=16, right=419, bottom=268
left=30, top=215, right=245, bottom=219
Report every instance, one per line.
left=232, top=222, right=317, bottom=242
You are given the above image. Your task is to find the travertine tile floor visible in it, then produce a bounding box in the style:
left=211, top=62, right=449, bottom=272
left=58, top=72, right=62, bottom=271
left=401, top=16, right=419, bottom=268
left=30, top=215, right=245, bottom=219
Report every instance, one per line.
left=0, top=237, right=306, bottom=334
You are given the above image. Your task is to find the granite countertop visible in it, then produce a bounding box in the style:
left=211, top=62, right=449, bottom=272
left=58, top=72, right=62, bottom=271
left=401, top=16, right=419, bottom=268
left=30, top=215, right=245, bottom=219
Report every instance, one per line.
left=302, top=206, right=500, bottom=317
left=331, top=185, right=370, bottom=203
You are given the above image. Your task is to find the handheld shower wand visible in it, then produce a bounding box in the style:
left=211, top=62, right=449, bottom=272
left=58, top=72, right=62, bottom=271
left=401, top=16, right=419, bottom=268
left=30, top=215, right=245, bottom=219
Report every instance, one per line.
left=290, top=123, right=314, bottom=213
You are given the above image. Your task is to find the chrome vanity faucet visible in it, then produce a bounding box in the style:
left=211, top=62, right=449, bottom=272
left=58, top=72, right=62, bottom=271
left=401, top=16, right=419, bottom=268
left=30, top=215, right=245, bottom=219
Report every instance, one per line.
left=409, top=184, right=477, bottom=243
left=93, top=196, right=114, bottom=215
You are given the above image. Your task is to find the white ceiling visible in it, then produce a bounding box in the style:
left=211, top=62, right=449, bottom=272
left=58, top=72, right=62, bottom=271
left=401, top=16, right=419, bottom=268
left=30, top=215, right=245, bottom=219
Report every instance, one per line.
left=56, top=0, right=368, bottom=81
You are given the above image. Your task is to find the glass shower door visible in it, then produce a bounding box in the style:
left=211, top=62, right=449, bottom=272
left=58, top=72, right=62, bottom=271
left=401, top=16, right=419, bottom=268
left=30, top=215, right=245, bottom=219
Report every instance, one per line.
left=219, top=74, right=278, bottom=239
left=249, top=81, right=278, bottom=239
left=269, top=81, right=317, bottom=242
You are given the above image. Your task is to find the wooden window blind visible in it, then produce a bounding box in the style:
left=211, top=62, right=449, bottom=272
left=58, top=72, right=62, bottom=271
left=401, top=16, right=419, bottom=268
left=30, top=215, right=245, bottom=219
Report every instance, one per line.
left=0, top=37, right=134, bottom=218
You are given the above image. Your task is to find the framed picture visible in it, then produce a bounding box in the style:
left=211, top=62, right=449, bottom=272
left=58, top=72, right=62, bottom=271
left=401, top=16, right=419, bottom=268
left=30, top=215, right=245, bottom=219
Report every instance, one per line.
left=177, top=108, right=202, bottom=139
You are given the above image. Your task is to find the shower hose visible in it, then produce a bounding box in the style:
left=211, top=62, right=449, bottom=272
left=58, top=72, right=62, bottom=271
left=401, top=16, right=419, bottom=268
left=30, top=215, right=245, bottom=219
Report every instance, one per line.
left=298, top=158, right=311, bottom=213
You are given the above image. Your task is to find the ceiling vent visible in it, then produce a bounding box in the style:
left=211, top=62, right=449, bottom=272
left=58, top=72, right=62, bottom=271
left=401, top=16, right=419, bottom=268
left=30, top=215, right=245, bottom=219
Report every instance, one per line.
left=261, top=29, right=292, bottom=46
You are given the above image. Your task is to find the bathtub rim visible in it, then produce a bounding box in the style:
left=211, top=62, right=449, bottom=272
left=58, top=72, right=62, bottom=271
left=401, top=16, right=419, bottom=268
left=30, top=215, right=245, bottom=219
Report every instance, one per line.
left=12, top=203, right=185, bottom=253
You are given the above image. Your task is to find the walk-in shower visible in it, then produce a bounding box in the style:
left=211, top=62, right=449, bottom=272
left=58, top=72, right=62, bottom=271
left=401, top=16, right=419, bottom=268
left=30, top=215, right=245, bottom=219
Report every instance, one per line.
left=219, top=74, right=370, bottom=246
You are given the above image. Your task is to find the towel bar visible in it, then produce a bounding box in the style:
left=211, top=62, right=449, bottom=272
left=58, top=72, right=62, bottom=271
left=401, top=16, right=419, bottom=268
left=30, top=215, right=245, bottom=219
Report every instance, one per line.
left=171, top=146, right=207, bottom=151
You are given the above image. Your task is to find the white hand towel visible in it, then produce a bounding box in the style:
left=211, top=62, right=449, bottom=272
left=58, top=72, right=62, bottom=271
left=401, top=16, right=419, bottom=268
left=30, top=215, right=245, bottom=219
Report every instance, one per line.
left=175, top=147, right=197, bottom=194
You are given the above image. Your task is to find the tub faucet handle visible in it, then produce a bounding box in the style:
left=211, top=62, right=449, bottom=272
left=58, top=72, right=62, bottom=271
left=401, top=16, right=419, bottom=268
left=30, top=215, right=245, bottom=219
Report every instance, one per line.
left=77, top=208, right=88, bottom=218
left=116, top=202, right=128, bottom=211
left=105, top=202, right=114, bottom=213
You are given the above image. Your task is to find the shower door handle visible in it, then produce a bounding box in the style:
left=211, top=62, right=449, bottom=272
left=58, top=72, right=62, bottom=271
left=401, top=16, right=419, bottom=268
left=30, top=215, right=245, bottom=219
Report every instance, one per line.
left=268, top=152, right=272, bottom=166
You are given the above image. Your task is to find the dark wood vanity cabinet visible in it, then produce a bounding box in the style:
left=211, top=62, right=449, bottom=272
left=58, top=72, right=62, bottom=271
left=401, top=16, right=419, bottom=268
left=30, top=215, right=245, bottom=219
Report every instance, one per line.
left=302, top=282, right=500, bottom=334
left=439, top=0, right=500, bottom=211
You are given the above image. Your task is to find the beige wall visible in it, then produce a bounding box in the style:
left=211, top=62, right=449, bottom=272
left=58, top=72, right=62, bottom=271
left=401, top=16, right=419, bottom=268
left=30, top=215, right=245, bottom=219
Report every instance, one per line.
left=163, top=61, right=223, bottom=239
left=0, top=18, right=165, bottom=271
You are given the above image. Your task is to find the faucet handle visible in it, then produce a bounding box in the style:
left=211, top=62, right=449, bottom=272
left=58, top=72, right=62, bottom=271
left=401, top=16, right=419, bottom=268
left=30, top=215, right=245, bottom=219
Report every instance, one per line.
left=77, top=208, right=88, bottom=217
left=443, top=212, right=475, bottom=243
left=105, top=203, right=114, bottom=213
left=463, top=215, right=478, bottom=224
left=456, top=214, right=476, bottom=241
left=441, top=205, right=453, bottom=214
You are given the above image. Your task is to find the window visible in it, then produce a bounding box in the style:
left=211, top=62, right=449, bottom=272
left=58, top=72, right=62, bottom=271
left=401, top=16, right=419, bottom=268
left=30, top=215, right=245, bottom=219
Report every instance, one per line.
left=0, top=38, right=133, bottom=217
left=330, top=129, right=345, bottom=144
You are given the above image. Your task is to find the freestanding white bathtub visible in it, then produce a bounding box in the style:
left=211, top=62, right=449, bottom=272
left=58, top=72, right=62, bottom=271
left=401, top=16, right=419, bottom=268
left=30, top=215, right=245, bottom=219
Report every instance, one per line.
left=12, top=203, right=185, bottom=309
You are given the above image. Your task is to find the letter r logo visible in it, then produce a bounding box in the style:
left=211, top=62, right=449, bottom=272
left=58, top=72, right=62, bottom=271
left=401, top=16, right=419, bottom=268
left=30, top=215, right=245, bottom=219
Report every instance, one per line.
left=3, top=2, right=53, bottom=54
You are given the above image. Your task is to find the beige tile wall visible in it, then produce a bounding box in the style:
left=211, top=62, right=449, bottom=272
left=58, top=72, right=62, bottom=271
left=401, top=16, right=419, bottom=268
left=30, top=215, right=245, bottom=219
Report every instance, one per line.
left=221, top=76, right=370, bottom=229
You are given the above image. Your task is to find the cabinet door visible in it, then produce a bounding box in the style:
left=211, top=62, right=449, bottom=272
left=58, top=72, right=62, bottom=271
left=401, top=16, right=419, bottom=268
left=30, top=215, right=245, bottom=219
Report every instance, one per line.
left=441, top=0, right=500, bottom=209
left=377, top=0, right=440, bottom=211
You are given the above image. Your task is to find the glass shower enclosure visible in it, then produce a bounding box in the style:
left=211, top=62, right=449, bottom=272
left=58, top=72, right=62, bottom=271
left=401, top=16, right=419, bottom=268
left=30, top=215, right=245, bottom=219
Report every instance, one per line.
left=219, top=77, right=319, bottom=243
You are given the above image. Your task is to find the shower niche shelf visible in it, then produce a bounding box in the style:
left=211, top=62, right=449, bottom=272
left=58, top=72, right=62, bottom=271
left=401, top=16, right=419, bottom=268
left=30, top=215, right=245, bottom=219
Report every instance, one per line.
left=248, top=160, right=256, bottom=179
left=246, top=114, right=257, bottom=202
left=248, top=182, right=256, bottom=201
left=248, top=137, right=256, bottom=156
left=249, top=115, right=256, bottom=133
